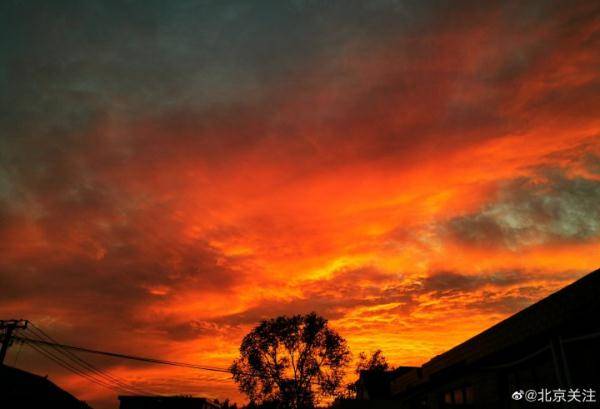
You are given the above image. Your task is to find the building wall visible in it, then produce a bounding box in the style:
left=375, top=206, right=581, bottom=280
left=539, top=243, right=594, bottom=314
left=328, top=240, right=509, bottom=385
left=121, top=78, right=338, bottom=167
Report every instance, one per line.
left=394, top=333, right=600, bottom=409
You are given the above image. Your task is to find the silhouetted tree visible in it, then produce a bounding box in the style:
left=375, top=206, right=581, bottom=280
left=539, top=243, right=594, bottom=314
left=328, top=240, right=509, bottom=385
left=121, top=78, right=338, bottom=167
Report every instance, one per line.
left=215, top=398, right=238, bottom=409
left=355, top=349, right=390, bottom=373
left=230, top=313, right=351, bottom=409
left=346, top=350, right=393, bottom=399
left=242, top=400, right=280, bottom=409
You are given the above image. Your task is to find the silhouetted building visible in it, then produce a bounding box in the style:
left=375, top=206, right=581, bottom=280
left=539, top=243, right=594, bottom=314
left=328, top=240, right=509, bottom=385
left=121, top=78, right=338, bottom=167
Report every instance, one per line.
left=119, top=395, right=220, bottom=409
left=331, top=367, right=417, bottom=409
left=356, top=366, right=417, bottom=400
left=0, top=364, right=92, bottom=408
left=390, top=268, right=600, bottom=408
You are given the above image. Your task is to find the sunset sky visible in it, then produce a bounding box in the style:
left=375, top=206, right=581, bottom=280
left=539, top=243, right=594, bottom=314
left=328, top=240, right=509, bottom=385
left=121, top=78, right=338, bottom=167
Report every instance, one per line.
left=0, top=0, right=599, bottom=408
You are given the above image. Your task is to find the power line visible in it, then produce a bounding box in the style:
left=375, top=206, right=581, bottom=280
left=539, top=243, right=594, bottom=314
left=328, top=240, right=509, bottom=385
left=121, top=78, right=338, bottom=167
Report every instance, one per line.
left=14, top=334, right=235, bottom=375
left=25, top=339, right=128, bottom=393
left=26, top=323, right=159, bottom=396
left=23, top=326, right=159, bottom=396
left=24, top=329, right=143, bottom=394
left=4, top=319, right=251, bottom=400
left=11, top=330, right=24, bottom=366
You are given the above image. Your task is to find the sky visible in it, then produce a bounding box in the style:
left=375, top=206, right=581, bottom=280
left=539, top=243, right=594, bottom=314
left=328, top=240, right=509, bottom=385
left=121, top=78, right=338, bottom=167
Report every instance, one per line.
left=0, top=0, right=599, bottom=407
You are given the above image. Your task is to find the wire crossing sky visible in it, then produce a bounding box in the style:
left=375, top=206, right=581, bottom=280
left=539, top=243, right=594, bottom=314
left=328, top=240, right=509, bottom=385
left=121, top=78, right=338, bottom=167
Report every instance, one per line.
left=18, top=331, right=236, bottom=375
left=1, top=1, right=599, bottom=408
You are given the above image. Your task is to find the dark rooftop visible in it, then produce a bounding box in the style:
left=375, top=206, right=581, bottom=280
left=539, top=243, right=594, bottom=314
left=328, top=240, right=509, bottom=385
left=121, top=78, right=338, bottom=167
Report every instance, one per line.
left=1, top=364, right=92, bottom=408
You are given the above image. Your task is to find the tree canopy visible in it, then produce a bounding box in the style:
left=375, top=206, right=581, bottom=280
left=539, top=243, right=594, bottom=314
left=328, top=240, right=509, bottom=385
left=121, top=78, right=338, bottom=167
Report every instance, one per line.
left=230, top=313, right=351, bottom=409
left=342, top=349, right=393, bottom=400
left=355, top=349, right=390, bottom=373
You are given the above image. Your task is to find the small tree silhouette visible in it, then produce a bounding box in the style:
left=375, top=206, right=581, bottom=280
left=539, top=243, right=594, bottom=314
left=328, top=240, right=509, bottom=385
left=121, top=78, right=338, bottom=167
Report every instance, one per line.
left=230, top=313, right=350, bottom=409
left=345, top=350, right=393, bottom=399
left=214, top=398, right=238, bottom=409
left=355, top=349, right=390, bottom=373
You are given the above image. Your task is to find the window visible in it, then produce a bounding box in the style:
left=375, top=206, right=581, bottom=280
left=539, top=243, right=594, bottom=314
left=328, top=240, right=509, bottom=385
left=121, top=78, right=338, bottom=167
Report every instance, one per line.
left=444, top=392, right=453, bottom=404
left=465, top=386, right=474, bottom=404
left=453, top=389, right=464, bottom=404
left=443, top=385, right=474, bottom=405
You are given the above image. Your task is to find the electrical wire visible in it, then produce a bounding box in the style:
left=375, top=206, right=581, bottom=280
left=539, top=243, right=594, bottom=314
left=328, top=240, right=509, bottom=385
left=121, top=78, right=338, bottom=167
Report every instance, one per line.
left=26, top=323, right=159, bottom=396
left=27, top=331, right=157, bottom=395
left=25, top=340, right=128, bottom=393
left=16, top=334, right=235, bottom=374
left=11, top=330, right=24, bottom=366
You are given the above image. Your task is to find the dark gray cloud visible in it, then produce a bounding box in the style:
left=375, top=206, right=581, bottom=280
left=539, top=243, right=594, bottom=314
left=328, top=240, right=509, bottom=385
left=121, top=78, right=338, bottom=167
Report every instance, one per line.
left=468, top=285, right=551, bottom=314
left=444, top=168, right=600, bottom=249
left=3, top=0, right=595, bottom=180
left=0, top=0, right=427, bottom=126
left=421, top=270, right=525, bottom=296
left=584, top=153, right=600, bottom=175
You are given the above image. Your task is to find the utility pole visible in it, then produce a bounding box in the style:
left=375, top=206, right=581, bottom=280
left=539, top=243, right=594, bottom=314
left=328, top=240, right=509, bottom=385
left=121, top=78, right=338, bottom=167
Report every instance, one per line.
left=0, top=319, right=28, bottom=365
